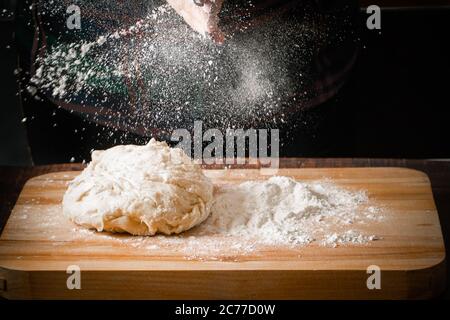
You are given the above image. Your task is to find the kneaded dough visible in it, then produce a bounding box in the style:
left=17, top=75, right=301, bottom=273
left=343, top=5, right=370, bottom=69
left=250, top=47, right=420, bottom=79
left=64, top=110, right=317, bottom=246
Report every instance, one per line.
left=62, top=139, right=213, bottom=236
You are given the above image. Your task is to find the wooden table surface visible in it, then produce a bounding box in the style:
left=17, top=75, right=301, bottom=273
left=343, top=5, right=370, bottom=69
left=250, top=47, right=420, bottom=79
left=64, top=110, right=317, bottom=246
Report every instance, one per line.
left=1, top=159, right=449, bottom=298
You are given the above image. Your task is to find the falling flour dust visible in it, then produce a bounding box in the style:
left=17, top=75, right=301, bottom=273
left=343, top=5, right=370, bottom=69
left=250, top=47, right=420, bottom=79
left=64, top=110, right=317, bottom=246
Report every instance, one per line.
left=24, top=1, right=350, bottom=133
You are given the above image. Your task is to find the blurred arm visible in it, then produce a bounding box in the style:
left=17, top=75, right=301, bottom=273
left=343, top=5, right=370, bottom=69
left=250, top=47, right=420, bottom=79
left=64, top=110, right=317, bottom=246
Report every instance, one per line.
left=166, top=0, right=224, bottom=43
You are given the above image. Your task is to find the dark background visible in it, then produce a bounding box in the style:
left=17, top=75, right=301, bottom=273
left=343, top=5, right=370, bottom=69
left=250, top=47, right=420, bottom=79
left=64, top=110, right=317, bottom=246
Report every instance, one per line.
left=1, top=4, right=450, bottom=165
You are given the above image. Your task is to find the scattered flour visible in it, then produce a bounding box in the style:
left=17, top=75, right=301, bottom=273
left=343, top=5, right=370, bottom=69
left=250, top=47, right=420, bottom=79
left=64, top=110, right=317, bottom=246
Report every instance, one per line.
left=59, top=176, right=382, bottom=259
left=25, top=1, right=346, bottom=132
left=199, top=176, right=380, bottom=247
left=322, top=231, right=380, bottom=248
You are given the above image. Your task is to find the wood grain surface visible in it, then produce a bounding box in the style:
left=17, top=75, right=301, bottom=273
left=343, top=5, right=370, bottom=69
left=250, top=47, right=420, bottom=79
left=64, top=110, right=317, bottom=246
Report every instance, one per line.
left=0, top=167, right=446, bottom=299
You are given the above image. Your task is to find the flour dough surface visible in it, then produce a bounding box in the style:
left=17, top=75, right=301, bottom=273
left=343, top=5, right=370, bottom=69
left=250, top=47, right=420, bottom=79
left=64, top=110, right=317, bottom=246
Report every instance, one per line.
left=63, top=139, right=214, bottom=236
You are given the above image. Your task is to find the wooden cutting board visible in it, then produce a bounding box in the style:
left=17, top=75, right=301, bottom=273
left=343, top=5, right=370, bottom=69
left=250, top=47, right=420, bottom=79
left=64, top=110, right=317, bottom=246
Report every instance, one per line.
left=0, top=168, right=446, bottom=299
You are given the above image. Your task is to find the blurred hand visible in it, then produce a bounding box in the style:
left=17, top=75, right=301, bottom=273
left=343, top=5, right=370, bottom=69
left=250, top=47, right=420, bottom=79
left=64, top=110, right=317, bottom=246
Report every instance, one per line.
left=166, top=0, right=225, bottom=43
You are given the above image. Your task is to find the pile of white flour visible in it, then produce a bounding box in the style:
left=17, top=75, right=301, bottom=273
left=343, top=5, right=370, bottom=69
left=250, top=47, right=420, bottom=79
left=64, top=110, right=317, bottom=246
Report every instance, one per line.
left=198, top=176, right=380, bottom=247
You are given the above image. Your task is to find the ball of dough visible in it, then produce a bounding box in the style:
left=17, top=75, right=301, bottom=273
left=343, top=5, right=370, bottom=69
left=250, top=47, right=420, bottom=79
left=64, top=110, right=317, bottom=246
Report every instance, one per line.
left=63, top=139, right=213, bottom=236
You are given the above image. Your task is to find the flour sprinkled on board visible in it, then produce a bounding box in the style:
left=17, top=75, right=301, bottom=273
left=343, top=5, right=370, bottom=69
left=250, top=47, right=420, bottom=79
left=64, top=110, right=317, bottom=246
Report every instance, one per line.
left=200, top=176, right=381, bottom=247
left=62, top=176, right=383, bottom=259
